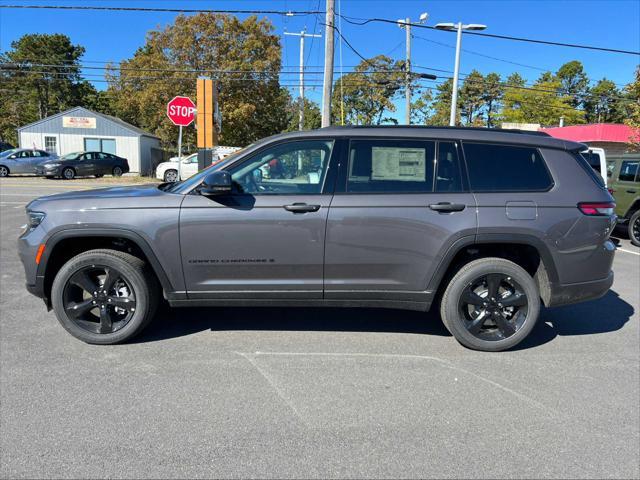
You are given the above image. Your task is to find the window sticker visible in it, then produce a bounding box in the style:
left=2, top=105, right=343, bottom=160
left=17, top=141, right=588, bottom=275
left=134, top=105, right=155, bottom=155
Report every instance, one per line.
left=371, top=147, right=426, bottom=181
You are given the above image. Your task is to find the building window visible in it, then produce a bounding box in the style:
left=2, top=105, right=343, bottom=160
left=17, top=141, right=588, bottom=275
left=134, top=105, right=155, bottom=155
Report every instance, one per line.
left=44, top=136, right=57, bottom=155
left=84, top=138, right=116, bottom=155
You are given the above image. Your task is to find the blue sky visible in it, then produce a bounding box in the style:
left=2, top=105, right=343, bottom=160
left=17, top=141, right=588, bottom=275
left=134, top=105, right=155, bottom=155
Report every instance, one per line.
left=1, top=0, right=639, bottom=122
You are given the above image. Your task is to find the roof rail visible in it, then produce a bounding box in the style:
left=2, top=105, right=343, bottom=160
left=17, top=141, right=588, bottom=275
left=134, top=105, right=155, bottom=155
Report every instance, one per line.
left=320, top=125, right=550, bottom=137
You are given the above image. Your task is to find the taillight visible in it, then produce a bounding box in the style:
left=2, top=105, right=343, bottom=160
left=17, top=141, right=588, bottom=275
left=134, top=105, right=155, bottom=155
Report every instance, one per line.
left=578, top=202, right=616, bottom=216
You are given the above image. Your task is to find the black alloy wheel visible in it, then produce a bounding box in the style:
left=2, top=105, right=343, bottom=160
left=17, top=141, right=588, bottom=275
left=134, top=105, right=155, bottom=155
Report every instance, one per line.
left=629, top=211, right=640, bottom=247
left=62, top=167, right=75, bottom=180
left=62, top=265, right=136, bottom=334
left=458, top=273, right=528, bottom=341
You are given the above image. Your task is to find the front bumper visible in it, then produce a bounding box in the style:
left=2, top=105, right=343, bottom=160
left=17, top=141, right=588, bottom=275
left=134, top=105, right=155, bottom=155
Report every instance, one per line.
left=35, top=166, right=60, bottom=176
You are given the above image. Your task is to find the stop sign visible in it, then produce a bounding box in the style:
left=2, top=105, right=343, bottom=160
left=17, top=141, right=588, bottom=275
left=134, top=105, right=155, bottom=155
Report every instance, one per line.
left=167, top=96, right=196, bottom=126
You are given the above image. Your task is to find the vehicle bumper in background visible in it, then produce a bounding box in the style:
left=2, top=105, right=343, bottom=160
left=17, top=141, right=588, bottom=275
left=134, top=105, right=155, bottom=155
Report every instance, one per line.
left=35, top=166, right=60, bottom=176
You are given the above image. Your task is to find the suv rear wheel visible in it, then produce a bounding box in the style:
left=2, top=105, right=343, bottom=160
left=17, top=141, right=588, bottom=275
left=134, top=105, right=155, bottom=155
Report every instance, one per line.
left=440, top=257, right=540, bottom=352
left=628, top=210, right=640, bottom=247
left=51, top=249, right=159, bottom=344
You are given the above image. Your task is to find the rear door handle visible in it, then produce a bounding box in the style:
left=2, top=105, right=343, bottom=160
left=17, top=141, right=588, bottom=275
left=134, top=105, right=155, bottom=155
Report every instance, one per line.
left=626, top=190, right=637, bottom=194
left=429, top=202, right=466, bottom=213
left=283, top=203, right=321, bottom=213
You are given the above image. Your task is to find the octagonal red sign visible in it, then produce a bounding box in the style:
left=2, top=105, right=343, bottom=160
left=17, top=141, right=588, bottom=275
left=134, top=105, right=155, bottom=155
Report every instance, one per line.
left=167, top=96, right=196, bottom=126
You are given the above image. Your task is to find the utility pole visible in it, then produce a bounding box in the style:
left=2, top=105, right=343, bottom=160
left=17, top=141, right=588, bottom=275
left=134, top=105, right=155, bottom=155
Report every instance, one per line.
left=403, top=19, right=411, bottom=125
left=321, top=0, right=335, bottom=127
left=285, top=30, right=321, bottom=130
left=398, top=13, right=428, bottom=125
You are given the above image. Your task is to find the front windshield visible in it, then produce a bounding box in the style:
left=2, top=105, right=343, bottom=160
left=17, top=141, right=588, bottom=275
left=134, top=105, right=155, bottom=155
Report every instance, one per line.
left=0, top=148, right=19, bottom=157
left=60, top=152, right=82, bottom=160
left=162, top=144, right=255, bottom=193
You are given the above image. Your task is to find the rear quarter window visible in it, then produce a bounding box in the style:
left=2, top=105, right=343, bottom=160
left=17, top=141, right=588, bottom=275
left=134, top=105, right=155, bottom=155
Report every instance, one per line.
left=462, top=142, right=553, bottom=192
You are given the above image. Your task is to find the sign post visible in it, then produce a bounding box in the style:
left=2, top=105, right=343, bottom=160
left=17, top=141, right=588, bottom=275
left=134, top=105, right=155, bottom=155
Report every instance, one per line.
left=166, top=96, right=196, bottom=181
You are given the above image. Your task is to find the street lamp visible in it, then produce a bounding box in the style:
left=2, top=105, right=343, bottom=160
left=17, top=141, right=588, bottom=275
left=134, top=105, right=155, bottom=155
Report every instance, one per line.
left=435, top=22, right=487, bottom=126
left=397, top=12, right=429, bottom=125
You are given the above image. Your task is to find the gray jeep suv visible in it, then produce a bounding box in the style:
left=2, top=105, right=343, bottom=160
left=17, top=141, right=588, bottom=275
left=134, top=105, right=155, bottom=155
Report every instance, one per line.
left=18, top=126, right=616, bottom=351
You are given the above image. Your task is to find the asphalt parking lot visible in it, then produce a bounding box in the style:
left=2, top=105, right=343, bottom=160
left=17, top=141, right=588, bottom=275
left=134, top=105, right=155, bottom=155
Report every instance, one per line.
left=1, top=177, right=639, bottom=479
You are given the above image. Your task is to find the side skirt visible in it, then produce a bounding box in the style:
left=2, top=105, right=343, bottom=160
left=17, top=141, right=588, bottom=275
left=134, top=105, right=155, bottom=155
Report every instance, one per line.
left=168, top=298, right=432, bottom=312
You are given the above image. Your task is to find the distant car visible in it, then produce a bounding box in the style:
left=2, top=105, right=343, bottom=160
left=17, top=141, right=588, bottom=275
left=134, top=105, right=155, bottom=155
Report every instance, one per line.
left=0, top=148, right=58, bottom=177
left=0, top=142, right=15, bottom=153
left=36, top=151, right=130, bottom=180
left=580, top=147, right=607, bottom=186
left=156, top=147, right=242, bottom=182
left=156, top=153, right=199, bottom=182
left=607, top=155, right=640, bottom=246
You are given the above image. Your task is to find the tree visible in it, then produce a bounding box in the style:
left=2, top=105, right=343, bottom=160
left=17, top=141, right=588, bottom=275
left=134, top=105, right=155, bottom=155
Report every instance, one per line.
left=0, top=34, right=89, bottom=144
left=459, top=70, right=485, bottom=126
left=624, top=66, right=640, bottom=150
left=106, top=13, right=289, bottom=149
left=481, top=73, right=504, bottom=128
left=331, top=55, right=404, bottom=125
left=557, top=61, right=589, bottom=108
left=410, top=88, right=433, bottom=124
left=501, top=71, right=584, bottom=126
left=583, top=78, right=625, bottom=123
left=426, top=79, right=458, bottom=126
left=284, top=96, right=322, bottom=131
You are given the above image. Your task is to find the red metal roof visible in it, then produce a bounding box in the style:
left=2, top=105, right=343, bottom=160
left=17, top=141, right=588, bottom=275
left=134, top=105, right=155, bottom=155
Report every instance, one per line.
left=540, top=123, right=634, bottom=143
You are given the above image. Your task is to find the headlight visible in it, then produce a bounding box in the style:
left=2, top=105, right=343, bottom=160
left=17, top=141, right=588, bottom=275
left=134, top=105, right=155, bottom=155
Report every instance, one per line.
left=44, top=163, right=61, bottom=168
left=21, top=211, right=46, bottom=235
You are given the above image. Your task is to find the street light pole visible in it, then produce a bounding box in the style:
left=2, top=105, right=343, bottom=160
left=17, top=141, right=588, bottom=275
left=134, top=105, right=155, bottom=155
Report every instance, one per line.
left=435, top=21, right=487, bottom=127
left=449, top=22, right=463, bottom=126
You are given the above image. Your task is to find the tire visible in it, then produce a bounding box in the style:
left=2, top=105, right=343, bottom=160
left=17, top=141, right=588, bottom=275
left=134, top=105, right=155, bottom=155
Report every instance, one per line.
left=628, top=210, right=640, bottom=247
left=163, top=169, right=178, bottom=182
left=0, top=165, right=9, bottom=177
left=62, top=167, right=75, bottom=180
left=112, top=166, right=123, bottom=177
left=51, top=249, right=160, bottom=344
left=440, top=257, right=540, bottom=352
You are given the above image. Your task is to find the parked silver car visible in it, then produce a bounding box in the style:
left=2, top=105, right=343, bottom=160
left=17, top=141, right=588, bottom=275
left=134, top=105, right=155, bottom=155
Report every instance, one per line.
left=0, top=148, right=58, bottom=177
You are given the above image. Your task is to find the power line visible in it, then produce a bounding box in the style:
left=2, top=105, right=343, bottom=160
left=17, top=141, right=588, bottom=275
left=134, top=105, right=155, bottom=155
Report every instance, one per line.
left=338, top=14, right=640, bottom=56
left=0, top=4, right=320, bottom=16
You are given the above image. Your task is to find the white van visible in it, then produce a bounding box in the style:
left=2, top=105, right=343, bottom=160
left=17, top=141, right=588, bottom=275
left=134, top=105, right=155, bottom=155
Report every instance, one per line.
left=580, top=147, right=607, bottom=186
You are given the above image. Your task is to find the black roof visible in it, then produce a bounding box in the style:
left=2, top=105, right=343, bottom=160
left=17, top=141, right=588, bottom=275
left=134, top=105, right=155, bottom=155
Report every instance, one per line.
left=262, top=125, right=585, bottom=152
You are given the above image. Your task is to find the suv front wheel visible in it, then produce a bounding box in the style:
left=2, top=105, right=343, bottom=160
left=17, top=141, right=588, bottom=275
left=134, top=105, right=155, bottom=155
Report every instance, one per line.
left=440, top=258, right=540, bottom=352
left=51, top=249, right=159, bottom=344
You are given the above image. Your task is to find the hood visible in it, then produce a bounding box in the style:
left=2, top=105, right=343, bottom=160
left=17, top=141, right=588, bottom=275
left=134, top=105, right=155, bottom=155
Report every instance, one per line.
left=27, top=183, right=171, bottom=211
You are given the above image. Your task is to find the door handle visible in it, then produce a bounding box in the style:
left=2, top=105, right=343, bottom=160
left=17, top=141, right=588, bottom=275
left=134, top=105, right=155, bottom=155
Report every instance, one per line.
left=429, top=202, right=466, bottom=213
left=283, top=203, right=321, bottom=213
left=626, top=190, right=637, bottom=194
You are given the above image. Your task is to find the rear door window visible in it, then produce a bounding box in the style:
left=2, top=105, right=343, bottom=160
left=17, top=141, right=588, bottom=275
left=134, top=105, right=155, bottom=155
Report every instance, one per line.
left=462, top=142, right=553, bottom=192
left=618, top=161, right=639, bottom=182
left=347, top=139, right=435, bottom=193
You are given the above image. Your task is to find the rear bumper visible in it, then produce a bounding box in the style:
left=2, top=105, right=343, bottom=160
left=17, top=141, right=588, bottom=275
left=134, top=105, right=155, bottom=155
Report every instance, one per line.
left=547, top=270, right=614, bottom=307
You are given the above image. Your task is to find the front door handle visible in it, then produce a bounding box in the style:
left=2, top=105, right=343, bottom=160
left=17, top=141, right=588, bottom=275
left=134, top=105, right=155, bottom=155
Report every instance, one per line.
left=283, top=203, right=321, bottom=213
left=626, top=190, right=637, bottom=194
left=429, top=202, right=466, bottom=213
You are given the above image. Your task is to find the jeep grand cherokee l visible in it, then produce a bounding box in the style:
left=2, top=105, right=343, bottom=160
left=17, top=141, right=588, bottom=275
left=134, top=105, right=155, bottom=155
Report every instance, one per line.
left=18, top=126, right=616, bottom=351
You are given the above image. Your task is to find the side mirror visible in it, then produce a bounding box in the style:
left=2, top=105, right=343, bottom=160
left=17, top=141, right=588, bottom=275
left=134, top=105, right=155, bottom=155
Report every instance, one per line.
left=201, top=171, right=232, bottom=195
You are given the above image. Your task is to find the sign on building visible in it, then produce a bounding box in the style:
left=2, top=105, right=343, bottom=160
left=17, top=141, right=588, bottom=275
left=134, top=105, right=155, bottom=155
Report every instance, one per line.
left=62, top=116, right=97, bottom=129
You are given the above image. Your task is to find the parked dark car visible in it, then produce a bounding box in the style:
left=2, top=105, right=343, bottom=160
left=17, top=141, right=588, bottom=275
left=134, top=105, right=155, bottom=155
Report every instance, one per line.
left=0, top=148, right=57, bottom=176
left=19, top=126, right=616, bottom=351
left=0, top=141, right=15, bottom=153
left=35, top=151, right=130, bottom=180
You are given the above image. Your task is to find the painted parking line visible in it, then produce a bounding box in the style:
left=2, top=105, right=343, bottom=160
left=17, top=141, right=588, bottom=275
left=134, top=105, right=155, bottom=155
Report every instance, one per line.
left=618, top=247, right=640, bottom=256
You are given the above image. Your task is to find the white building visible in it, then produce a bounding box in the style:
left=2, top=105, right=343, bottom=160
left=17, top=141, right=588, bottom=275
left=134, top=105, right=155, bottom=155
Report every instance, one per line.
left=18, top=107, right=162, bottom=175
